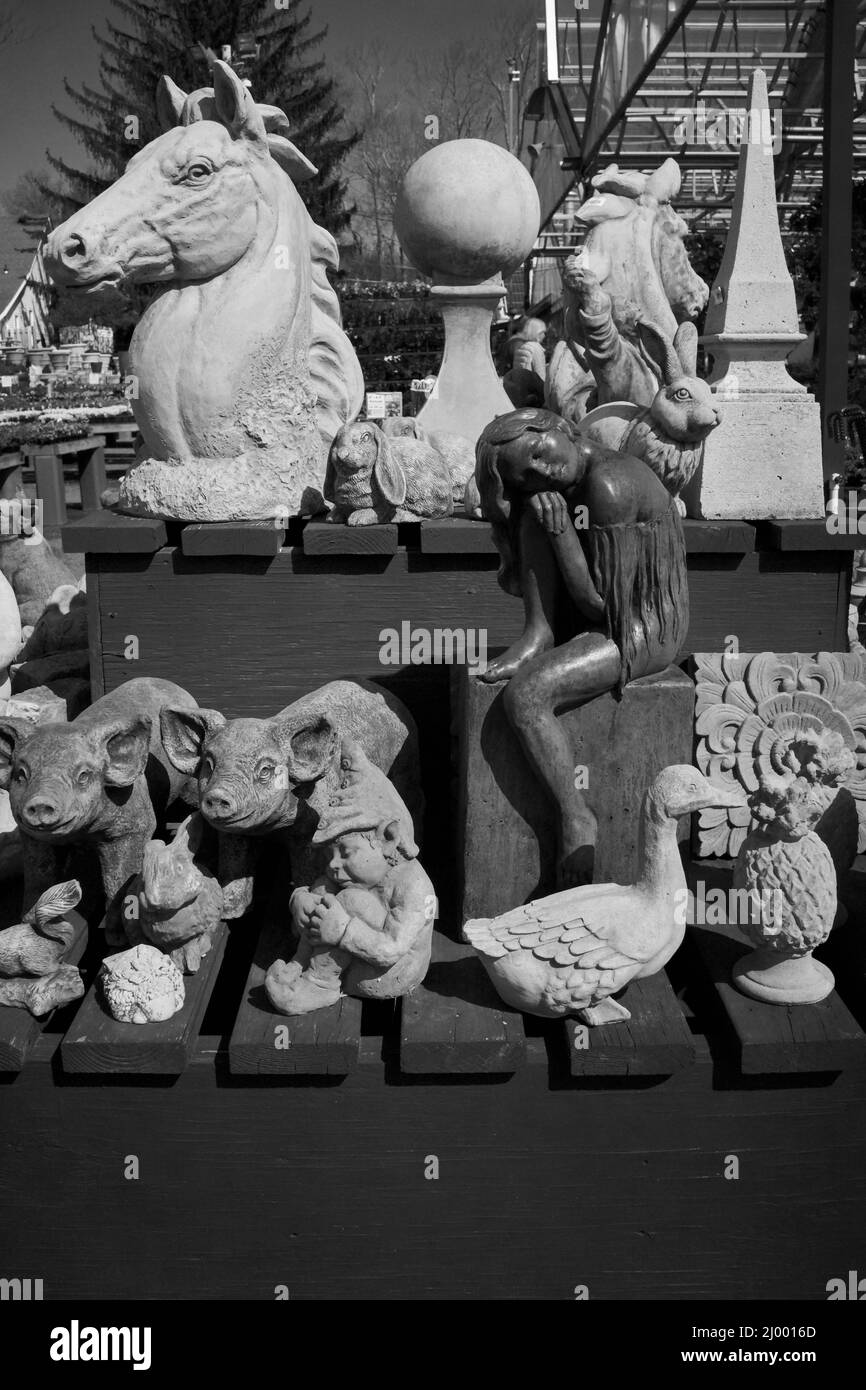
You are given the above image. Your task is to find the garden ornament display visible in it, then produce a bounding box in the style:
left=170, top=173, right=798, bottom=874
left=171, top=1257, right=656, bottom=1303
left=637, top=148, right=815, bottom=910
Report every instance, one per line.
left=44, top=61, right=364, bottom=521
left=266, top=743, right=435, bottom=1014
left=0, top=678, right=198, bottom=929
left=731, top=730, right=855, bottom=1004
left=475, top=407, right=689, bottom=885
left=160, top=680, right=421, bottom=917
left=325, top=420, right=453, bottom=524
left=464, top=766, right=744, bottom=1023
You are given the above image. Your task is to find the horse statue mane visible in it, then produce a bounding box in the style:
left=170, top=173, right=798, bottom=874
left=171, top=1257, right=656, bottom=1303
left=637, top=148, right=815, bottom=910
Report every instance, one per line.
left=158, top=75, right=364, bottom=446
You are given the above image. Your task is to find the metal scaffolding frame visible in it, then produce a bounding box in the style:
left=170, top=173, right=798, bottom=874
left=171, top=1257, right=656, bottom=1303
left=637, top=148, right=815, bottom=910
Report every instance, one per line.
left=527, top=0, right=866, bottom=242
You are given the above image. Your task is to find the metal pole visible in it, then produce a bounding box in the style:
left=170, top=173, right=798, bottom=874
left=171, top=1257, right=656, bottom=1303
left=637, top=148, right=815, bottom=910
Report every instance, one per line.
left=818, top=0, right=857, bottom=478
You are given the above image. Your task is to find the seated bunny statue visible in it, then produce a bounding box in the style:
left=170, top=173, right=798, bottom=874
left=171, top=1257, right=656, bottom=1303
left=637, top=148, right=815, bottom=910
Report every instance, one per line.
left=324, top=420, right=453, bottom=524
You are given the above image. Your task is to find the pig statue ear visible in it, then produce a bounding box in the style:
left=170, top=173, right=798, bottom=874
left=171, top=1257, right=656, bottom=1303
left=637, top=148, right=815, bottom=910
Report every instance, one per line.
left=160, top=707, right=227, bottom=776
left=0, top=718, right=29, bottom=792
left=280, top=714, right=339, bottom=783
left=100, top=715, right=152, bottom=789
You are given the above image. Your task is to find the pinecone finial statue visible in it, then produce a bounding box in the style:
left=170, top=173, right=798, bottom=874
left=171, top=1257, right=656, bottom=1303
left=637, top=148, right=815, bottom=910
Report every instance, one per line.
left=732, top=730, right=855, bottom=1005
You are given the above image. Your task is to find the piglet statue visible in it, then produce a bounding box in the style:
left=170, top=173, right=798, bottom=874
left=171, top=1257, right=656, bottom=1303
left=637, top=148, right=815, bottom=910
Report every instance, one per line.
left=160, top=679, right=421, bottom=918
left=0, top=677, right=198, bottom=938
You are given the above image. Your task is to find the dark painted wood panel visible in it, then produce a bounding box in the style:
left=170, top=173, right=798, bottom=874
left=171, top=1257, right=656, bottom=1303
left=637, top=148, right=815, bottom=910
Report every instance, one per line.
left=2, top=1041, right=866, bottom=1301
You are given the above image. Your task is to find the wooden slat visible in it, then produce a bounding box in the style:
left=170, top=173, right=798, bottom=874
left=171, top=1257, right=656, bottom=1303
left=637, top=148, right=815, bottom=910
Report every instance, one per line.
left=60, top=924, right=228, bottom=1075
left=181, top=521, right=285, bottom=557
left=682, top=518, right=755, bottom=553
left=420, top=518, right=497, bottom=554
left=302, top=521, right=398, bottom=556
left=62, top=510, right=167, bottom=554
left=22, top=435, right=102, bottom=458
left=753, top=518, right=862, bottom=551
left=690, top=919, right=866, bottom=1074
left=0, top=911, right=89, bottom=1073
left=399, top=931, right=526, bottom=1073
left=229, top=917, right=362, bottom=1075
left=564, top=971, right=697, bottom=1076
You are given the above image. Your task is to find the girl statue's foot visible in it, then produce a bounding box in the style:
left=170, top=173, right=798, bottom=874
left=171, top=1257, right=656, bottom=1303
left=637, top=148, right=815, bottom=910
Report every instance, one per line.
left=557, top=808, right=598, bottom=887
left=480, top=632, right=553, bottom=684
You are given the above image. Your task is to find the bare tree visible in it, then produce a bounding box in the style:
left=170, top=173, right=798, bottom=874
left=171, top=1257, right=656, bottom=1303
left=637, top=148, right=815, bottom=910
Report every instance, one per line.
left=339, top=9, right=538, bottom=277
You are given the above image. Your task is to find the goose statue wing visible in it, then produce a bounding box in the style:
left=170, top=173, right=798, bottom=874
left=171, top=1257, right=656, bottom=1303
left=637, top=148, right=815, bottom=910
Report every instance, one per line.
left=464, top=889, right=653, bottom=980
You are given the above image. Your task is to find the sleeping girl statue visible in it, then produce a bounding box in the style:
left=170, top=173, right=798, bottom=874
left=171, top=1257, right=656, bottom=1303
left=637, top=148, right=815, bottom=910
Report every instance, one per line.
left=475, top=407, right=689, bottom=886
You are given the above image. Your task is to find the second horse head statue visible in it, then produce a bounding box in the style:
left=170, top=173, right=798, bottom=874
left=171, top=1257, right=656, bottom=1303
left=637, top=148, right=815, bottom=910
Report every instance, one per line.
left=45, top=61, right=365, bottom=522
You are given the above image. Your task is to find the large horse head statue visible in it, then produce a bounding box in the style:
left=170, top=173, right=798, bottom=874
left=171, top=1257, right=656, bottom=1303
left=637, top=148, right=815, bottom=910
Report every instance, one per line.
left=45, top=61, right=364, bottom=521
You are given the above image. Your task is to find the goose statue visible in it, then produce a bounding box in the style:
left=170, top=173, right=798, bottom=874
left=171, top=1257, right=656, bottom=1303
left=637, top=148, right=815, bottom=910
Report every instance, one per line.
left=463, top=765, right=746, bottom=1024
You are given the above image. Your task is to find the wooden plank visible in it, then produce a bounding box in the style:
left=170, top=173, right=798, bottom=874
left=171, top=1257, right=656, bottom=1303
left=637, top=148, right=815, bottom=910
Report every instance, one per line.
left=681, top=518, right=755, bottom=554
left=61, top=510, right=167, bottom=554
left=0, top=911, right=89, bottom=1073
left=690, top=919, right=866, bottom=1075
left=302, top=521, right=398, bottom=556
left=399, top=930, right=526, bottom=1074
left=228, top=916, right=362, bottom=1075
left=22, top=435, right=103, bottom=458
left=564, top=971, right=697, bottom=1076
left=181, top=521, right=285, bottom=557
left=420, top=518, right=497, bottom=555
left=753, top=519, right=862, bottom=551
left=60, top=924, right=228, bottom=1075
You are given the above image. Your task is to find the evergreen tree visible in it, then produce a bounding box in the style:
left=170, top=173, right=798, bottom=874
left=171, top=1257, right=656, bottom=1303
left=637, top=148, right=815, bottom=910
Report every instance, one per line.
left=44, top=0, right=357, bottom=238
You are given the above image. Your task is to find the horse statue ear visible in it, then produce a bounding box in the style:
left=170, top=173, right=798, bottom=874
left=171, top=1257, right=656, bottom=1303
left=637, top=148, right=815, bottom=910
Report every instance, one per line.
left=257, top=104, right=319, bottom=183
left=156, top=75, right=188, bottom=132
left=211, top=59, right=267, bottom=146
left=645, top=158, right=682, bottom=204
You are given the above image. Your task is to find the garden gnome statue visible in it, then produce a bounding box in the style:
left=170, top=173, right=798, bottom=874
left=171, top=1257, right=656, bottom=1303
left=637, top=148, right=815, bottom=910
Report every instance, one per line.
left=265, top=742, right=436, bottom=1015
left=395, top=140, right=540, bottom=444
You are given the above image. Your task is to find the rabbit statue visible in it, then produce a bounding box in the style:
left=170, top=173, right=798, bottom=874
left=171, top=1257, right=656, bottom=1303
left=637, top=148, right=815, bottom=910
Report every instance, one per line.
left=380, top=417, right=476, bottom=507
left=324, top=421, right=453, bottom=524
left=578, top=315, right=721, bottom=510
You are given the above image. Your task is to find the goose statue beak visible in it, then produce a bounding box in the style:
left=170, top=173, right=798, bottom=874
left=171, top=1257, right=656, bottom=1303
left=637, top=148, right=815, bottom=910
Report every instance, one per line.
left=669, top=775, right=749, bottom=818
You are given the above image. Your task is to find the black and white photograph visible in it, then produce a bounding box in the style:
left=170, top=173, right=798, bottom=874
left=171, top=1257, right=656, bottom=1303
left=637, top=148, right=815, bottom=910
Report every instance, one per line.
left=0, top=0, right=864, bottom=1350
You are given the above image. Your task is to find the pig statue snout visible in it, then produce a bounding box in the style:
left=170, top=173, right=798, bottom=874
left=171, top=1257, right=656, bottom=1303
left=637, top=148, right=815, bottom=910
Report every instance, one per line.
left=21, top=791, right=65, bottom=832
left=201, top=785, right=240, bottom=823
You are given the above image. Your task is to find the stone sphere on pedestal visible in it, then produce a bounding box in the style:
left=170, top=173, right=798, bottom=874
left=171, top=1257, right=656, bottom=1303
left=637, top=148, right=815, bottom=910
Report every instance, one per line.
left=394, top=139, right=540, bottom=283
left=395, top=139, right=541, bottom=446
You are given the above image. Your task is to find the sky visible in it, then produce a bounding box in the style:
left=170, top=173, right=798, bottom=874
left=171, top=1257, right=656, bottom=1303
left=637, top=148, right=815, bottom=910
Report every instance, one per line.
left=0, top=0, right=528, bottom=195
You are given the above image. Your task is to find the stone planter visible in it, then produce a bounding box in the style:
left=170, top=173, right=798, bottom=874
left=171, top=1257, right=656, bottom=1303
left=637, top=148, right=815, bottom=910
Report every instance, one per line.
left=50, top=347, right=71, bottom=372
left=3, top=346, right=26, bottom=370
left=28, top=347, right=52, bottom=372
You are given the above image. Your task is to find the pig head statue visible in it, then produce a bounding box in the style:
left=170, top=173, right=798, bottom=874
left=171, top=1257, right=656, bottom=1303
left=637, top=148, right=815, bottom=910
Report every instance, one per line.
left=160, top=679, right=421, bottom=918
left=0, top=677, right=198, bottom=935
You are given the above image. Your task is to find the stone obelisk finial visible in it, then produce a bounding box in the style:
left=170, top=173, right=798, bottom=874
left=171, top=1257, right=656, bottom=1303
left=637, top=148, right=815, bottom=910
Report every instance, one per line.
left=689, top=68, right=824, bottom=520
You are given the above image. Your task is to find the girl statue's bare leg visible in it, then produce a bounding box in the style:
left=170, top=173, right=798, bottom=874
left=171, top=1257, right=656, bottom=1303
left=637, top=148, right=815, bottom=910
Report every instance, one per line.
left=480, top=510, right=558, bottom=683
left=503, top=631, right=622, bottom=886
